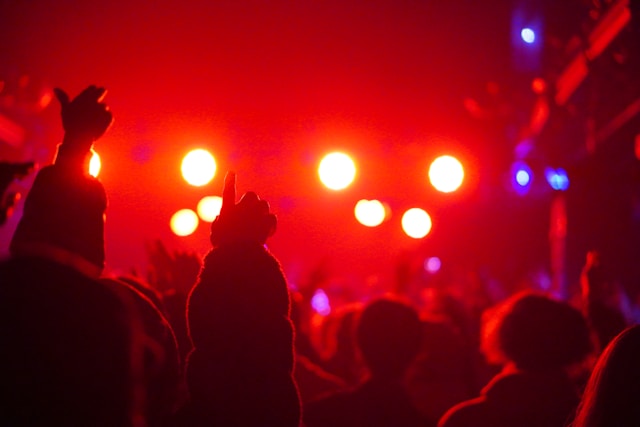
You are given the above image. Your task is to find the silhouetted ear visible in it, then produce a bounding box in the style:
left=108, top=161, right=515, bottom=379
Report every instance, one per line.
left=53, top=88, right=70, bottom=106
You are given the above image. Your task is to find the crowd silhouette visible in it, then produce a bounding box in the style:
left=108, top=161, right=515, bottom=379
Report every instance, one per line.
left=1, top=85, right=638, bottom=427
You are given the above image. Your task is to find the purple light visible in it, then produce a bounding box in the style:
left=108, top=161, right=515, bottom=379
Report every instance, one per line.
left=511, top=162, right=532, bottom=194
left=521, top=28, right=536, bottom=44
left=311, top=289, right=331, bottom=316
left=424, top=257, right=442, bottom=274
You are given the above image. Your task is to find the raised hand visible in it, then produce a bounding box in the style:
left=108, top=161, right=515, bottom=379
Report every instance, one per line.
left=209, top=171, right=277, bottom=247
left=54, top=85, right=113, bottom=151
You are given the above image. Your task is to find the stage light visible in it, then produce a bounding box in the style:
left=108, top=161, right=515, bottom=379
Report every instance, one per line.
left=511, top=162, right=532, bottom=194
left=354, top=199, right=386, bottom=227
left=170, top=209, right=199, bottom=236
left=318, top=152, right=356, bottom=190
left=521, top=28, right=536, bottom=44
left=311, top=289, right=331, bottom=316
left=89, top=150, right=101, bottom=178
left=429, top=155, right=464, bottom=193
left=424, top=257, right=441, bottom=274
left=181, top=149, right=216, bottom=187
left=545, top=167, right=569, bottom=191
left=402, top=208, right=432, bottom=239
left=516, top=170, right=530, bottom=186
left=197, top=196, right=223, bottom=222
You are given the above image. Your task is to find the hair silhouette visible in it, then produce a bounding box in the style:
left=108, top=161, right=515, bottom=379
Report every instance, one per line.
left=572, top=325, right=640, bottom=427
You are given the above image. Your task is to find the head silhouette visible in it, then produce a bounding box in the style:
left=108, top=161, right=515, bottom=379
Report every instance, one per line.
left=572, top=325, right=640, bottom=427
left=482, top=292, right=591, bottom=371
left=356, top=297, right=422, bottom=380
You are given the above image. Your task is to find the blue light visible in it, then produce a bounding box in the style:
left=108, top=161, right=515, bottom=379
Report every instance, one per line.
left=521, top=28, right=536, bottom=44
left=516, top=169, right=531, bottom=186
left=545, top=168, right=569, bottom=191
left=511, top=162, right=532, bottom=194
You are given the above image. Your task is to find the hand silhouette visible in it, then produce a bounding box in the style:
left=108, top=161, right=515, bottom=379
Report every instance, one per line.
left=54, top=85, right=113, bottom=150
left=209, top=172, right=277, bottom=247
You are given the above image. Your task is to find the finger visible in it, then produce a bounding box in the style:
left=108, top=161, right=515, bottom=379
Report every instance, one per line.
left=76, top=85, right=106, bottom=103
left=94, top=86, right=108, bottom=102
left=53, top=88, right=70, bottom=106
left=221, top=171, right=237, bottom=214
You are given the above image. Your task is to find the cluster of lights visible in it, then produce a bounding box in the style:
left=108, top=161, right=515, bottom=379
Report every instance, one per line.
left=318, top=151, right=461, bottom=239
left=167, top=149, right=461, bottom=239
left=510, top=161, right=570, bottom=194
left=92, top=146, right=569, bottom=239
left=168, top=148, right=222, bottom=236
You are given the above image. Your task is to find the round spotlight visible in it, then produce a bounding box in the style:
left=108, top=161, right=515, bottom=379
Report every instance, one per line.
left=515, top=169, right=530, bottom=186
left=511, top=162, right=532, bottom=194
left=318, top=152, right=356, bottom=190
left=170, top=209, right=199, bottom=236
left=89, top=149, right=101, bottom=178
left=424, top=257, right=442, bottom=274
left=181, top=149, right=216, bottom=187
left=354, top=199, right=386, bottom=227
left=311, top=289, right=331, bottom=316
left=402, top=208, right=432, bottom=239
left=429, top=155, right=464, bottom=193
left=521, top=27, right=536, bottom=44
left=197, top=196, right=223, bottom=222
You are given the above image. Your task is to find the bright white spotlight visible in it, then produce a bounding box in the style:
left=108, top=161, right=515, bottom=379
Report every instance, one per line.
left=89, top=149, right=101, bottom=178
left=181, top=149, right=216, bottom=187
left=197, top=196, right=223, bottom=222
left=429, top=155, right=464, bottom=193
left=354, top=199, right=386, bottom=227
left=521, top=28, right=536, bottom=44
left=318, top=152, right=356, bottom=190
left=170, top=209, right=199, bottom=236
left=402, top=208, right=432, bottom=239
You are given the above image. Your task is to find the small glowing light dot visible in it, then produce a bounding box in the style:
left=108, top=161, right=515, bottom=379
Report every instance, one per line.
left=354, top=199, right=386, bottom=227
left=521, top=28, right=536, bottom=44
left=402, top=208, right=432, bottom=239
left=429, top=155, right=465, bottom=193
left=89, top=150, right=101, bottom=178
left=181, top=149, right=216, bottom=187
left=197, top=196, right=223, bottom=222
left=318, top=152, right=356, bottom=190
left=545, top=167, right=569, bottom=191
left=311, top=289, right=331, bottom=316
left=516, top=170, right=531, bottom=186
left=170, top=209, right=199, bottom=236
left=424, top=257, right=442, bottom=274
left=532, top=77, right=547, bottom=94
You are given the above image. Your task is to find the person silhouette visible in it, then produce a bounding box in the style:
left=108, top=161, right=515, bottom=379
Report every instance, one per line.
left=438, top=292, right=592, bottom=427
left=571, top=325, right=640, bottom=427
left=1, top=86, right=144, bottom=426
left=304, top=297, right=432, bottom=427
left=178, top=172, right=301, bottom=427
